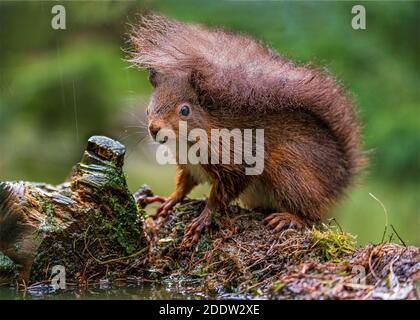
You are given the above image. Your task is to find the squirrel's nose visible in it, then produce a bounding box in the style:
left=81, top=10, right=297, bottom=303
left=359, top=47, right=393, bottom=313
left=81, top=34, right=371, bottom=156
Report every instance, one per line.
left=148, top=124, right=160, bottom=140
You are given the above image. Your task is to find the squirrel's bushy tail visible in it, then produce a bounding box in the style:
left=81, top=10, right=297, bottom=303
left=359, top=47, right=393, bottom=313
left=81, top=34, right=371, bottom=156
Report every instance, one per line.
left=129, top=15, right=365, bottom=177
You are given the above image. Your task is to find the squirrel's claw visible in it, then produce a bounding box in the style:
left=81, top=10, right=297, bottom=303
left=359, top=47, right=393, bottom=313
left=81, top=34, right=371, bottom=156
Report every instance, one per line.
left=154, top=197, right=180, bottom=219
left=140, top=195, right=180, bottom=220
left=180, top=207, right=211, bottom=248
left=264, top=212, right=306, bottom=233
left=143, top=196, right=166, bottom=205
left=136, top=194, right=166, bottom=209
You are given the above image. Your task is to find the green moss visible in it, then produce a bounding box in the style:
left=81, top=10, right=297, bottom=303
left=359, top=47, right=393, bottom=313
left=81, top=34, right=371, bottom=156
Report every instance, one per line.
left=108, top=195, right=140, bottom=254
left=34, top=196, right=63, bottom=236
left=0, top=251, right=18, bottom=273
left=310, top=223, right=356, bottom=262
left=190, top=264, right=208, bottom=278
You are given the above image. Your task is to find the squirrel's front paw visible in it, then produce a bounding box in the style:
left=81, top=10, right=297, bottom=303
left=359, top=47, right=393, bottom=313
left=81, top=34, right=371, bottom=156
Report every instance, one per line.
left=138, top=194, right=180, bottom=219
left=154, top=197, right=182, bottom=219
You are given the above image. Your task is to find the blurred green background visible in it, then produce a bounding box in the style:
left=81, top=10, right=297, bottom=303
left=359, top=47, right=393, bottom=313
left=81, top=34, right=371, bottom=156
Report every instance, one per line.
left=0, top=0, right=418, bottom=245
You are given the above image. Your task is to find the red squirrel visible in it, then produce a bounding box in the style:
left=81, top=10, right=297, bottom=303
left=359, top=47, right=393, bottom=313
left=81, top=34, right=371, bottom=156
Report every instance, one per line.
left=129, top=15, right=364, bottom=246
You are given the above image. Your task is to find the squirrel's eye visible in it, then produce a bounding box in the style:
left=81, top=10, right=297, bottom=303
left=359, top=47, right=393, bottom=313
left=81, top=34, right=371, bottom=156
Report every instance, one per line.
left=180, top=105, right=190, bottom=116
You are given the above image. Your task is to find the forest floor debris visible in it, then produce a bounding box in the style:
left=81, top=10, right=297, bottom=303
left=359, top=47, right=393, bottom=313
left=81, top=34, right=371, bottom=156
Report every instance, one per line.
left=139, top=198, right=419, bottom=299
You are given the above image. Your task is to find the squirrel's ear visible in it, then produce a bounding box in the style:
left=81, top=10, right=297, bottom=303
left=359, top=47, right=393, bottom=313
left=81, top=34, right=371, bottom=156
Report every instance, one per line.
left=148, top=68, right=161, bottom=87
left=189, top=70, right=216, bottom=109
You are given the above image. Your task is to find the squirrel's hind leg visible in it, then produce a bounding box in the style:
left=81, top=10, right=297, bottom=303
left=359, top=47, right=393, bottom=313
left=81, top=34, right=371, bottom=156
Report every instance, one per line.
left=264, top=212, right=309, bottom=232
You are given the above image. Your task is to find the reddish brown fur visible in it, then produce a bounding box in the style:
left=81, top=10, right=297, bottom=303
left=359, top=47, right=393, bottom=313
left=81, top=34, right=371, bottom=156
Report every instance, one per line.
left=129, top=15, right=364, bottom=228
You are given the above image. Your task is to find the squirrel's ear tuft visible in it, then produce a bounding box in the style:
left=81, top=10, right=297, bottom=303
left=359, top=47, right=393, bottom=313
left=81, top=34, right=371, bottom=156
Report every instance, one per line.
left=189, top=70, right=216, bottom=109
left=148, top=68, right=161, bottom=87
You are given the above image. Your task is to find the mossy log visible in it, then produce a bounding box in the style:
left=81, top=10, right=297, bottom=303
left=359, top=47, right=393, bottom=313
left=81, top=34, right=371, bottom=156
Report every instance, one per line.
left=141, top=202, right=419, bottom=299
left=0, top=136, right=418, bottom=299
left=0, top=136, right=147, bottom=284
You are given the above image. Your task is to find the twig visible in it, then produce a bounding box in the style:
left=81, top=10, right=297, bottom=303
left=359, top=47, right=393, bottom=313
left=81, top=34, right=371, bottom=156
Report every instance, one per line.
left=390, top=224, right=407, bottom=247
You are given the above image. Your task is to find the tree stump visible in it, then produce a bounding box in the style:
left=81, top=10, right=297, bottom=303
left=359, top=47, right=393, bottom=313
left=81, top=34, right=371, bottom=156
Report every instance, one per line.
left=0, top=136, right=147, bottom=284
